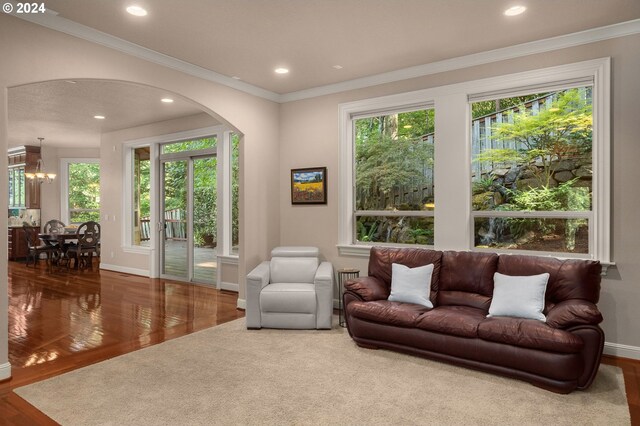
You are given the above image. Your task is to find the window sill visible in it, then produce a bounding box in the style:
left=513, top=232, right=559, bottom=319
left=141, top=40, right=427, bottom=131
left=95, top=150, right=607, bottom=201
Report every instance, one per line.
left=217, top=254, right=239, bottom=265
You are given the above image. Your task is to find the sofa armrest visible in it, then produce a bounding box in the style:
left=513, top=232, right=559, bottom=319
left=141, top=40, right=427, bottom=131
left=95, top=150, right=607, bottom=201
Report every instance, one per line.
left=546, top=299, right=603, bottom=329
left=344, top=276, right=389, bottom=301
left=314, top=261, right=334, bottom=329
left=246, top=261, right=270, bottom=329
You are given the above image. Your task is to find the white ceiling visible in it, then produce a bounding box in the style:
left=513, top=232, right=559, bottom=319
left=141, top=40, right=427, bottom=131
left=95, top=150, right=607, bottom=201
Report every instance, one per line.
left=8, top=80, right=210, bottom=149
left=41, top=0, right=640, bottom=94
left=7, top=1, right=640, bottom=149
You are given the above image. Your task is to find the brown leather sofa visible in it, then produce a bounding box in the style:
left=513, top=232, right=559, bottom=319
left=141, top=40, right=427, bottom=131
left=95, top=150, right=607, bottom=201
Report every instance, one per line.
left=343, top=247, right=604, bottom=393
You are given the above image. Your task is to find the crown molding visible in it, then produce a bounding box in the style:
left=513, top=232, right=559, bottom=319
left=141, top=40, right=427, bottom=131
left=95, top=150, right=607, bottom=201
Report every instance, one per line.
left=11, top=11, right=640, bottom=104
left=280, top=19, right=640, bottom=102
left=11, top=11, right=281, bottom=103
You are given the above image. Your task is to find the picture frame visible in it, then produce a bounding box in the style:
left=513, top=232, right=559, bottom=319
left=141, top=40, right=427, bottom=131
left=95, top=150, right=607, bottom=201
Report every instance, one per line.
left=291, top=167, right=327, bottom=205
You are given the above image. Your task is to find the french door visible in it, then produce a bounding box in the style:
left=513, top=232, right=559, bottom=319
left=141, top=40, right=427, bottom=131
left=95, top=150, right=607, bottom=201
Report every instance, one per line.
left=160, top=154, right=217, bottom=285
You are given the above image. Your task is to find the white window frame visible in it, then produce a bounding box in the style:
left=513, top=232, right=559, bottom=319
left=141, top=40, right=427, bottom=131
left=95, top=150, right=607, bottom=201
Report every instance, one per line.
left=60, top=158, right=100, bottom=225
left=121, top=125, right=240, bottom=277
left=349, top=104, right=436, bottom=248
left=338, top=58, right=611, bottom=268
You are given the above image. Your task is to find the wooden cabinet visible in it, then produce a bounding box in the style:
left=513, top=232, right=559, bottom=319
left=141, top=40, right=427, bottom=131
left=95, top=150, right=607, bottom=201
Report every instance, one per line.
left=8, top=146, right=41, bottom=209
left=8, top=226, right=40, bottom=260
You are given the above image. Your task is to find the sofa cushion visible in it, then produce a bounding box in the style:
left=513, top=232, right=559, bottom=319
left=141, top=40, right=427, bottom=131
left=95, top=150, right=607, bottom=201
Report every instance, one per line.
left=415, top=306, right=487, bottom=338
left=349, top=300, right=430, bottom=327
left=488, top=272, right=549, bottom=321
left=260, top=283, right=317, bottom=314
left=438, top=251, right=498, bottom=310
left=478, top=317, right=584, bottom=353
left=388, top=263, right=434, bottom=308
left=368, top=247, right=443, bottom=301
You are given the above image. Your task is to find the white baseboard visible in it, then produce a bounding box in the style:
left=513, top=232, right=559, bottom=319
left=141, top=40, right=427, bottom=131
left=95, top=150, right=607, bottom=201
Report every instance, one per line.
left=219, top=281, right=239, bottom=292
left=237, top=298, right=246, bottom=310
left=0, top=362, right=11, bottom=381
left=604, top=342, right=640, bottom=360
left=100, top=263, right=150, bottom=277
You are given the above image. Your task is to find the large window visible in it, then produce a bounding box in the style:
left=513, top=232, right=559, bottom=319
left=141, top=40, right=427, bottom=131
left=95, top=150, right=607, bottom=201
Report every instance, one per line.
left=353, top=108, right=435, bottom=245
left=339, top=59, right=610, bottom=264
left=471, top=87, right=592, bottom=254
left=61, top=159, right=100, bottom=224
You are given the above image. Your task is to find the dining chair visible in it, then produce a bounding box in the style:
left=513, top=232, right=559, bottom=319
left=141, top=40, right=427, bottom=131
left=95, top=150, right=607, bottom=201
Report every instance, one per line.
left=66, top=221, right=101, bottom=270
left=23, top=223, right=57, bottom=267
left=44, top=219, right=66, bottom=235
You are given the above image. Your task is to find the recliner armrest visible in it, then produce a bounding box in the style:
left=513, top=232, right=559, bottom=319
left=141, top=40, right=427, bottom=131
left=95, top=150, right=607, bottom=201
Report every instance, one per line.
left=314, top=261, right=334, bottom=329
left=247, top=261, right=271, bottom=289
left=246, top=261, right=271, bottom=329
left=314, top=261, right=334, bottom=288
left=546, top=299, right=603, bottom=329
left=344, top=276, right=389, bottom=301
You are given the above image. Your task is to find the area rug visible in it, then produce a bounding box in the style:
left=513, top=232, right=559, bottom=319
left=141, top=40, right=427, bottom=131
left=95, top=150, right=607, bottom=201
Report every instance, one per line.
left=15, top=319, right=630, bottom=425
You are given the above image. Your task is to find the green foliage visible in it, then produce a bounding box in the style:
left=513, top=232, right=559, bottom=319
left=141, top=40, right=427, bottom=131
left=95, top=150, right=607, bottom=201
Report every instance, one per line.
left=473, top=148, right=521, bottom=165
left=355, top=110, right=434, bottom=210
left=489, top=89, right=593, bottom=186
left=497, top=180, right=591, bottom=241
left=356, top=220, right=378, bottom=242
left=162, top=137, right=216, bottom=154
left=231, top=134, right=240, bottom=248
left=472, top=177, right=496, bottom=194
left=68, top=162, right=100, bottom=224
left=471, top=93, right=550, bottom=119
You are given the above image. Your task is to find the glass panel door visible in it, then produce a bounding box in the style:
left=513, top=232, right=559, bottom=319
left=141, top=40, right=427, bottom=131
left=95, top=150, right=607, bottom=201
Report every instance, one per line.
left=161, top=159, right=188, bottom=280
left=192, top=156, right=217, bottom=285
left=160, top=155, right=217, bottom=285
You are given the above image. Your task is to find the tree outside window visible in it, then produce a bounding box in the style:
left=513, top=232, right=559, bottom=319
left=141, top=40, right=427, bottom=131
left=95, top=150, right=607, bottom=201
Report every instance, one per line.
left=354, top=108, right=435, bottom=245
left=68, top=162, right=100, bottom=224
left=471, top=87, right=592, bottom=254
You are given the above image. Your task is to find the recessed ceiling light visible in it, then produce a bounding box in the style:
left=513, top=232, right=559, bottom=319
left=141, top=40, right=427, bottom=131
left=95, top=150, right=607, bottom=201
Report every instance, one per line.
left=161, top=98, right=174, bottom=103
left=274, top=67, right=289, bottom=74
left=231, top=76, right=242, bottom=80
left=504, top=5, right=526, bottom=16
left=94, top=115, right=105, bottom=120
left=126, top=5, right=148, bottom=16
left=65, top=80, right=77, bottom=84
left=332, top=65, right=343, bottom=70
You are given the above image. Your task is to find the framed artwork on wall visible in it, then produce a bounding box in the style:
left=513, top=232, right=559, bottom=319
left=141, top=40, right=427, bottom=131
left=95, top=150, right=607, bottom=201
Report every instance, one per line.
left=291, top=167, right=327, bottom=205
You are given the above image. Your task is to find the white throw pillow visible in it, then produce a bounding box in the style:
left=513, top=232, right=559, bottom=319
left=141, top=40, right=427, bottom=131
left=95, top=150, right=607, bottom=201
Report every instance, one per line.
left=388, top=263, right=434, bottom=308
left=488, top=272, right=550, bottom=321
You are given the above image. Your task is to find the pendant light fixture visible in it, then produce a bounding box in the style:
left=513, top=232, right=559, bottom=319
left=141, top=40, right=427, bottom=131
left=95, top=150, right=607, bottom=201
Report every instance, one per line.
left=25, top=137, right=56, bottom=183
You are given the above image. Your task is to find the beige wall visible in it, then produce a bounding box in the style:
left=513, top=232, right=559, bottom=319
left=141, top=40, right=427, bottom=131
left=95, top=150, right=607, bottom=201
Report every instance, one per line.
left=0, top=14, right=280, bottom=377
left=279, top=34, right=640, bottom=351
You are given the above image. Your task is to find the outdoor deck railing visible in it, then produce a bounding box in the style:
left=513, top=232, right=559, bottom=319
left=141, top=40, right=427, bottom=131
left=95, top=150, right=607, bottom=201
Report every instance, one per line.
left=140, top=208, right=186, bottom=241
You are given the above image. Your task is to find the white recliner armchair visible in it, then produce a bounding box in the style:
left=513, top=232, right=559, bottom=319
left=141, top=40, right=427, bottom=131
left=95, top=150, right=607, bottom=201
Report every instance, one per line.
left=246, top=247, right=334, bottom=329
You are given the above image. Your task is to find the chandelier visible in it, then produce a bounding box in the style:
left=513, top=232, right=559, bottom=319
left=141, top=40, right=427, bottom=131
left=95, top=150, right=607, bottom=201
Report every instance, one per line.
left=25, top=137, right=56, bottom=183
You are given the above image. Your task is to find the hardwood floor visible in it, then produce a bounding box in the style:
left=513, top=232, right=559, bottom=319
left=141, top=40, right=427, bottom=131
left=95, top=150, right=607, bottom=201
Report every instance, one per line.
left=1, top=259, right=244, bottom=425
left=1, top=260, right=638, bottom=425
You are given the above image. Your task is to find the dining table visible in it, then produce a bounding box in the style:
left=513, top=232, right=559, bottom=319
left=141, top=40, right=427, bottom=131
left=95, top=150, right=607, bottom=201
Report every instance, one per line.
left=38, top=231, right=80, bottom=268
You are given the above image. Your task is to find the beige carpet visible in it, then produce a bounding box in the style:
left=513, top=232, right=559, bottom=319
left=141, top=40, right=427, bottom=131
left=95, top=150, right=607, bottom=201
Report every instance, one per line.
left=15, top=319, right=629, bottom=425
